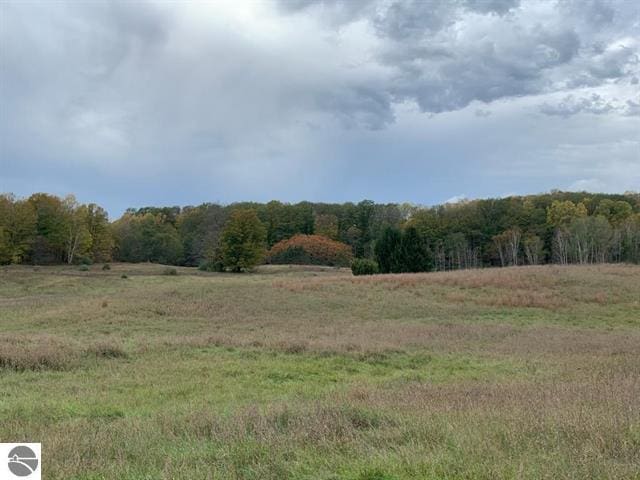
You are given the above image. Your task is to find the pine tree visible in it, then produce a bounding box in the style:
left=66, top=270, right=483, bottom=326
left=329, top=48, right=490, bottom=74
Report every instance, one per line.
left=400, top=226, right=431, bottom=272
left=375, top=226, right=402, bottom=273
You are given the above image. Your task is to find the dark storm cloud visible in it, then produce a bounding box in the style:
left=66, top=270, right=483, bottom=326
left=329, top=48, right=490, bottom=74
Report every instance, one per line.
left=370, top=1, right=634, bottom=114
left=1, top=0, right=638, bottom=213
left=373, top=0, right=457, bottom=39
left=386, top=25, right=583, bottom=113
left=373, top=0, right=518, bottom=40
left=277, top=0, right=637, bottom=115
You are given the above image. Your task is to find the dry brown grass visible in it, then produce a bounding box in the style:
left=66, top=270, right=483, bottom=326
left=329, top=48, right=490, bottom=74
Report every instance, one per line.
left=0, top=334, right=79, bottom=371
left=154, top=321, right=640, bottom=364
left=0, top=334, right=129, bottom=370
left=272, top=264, right=638, bottom=312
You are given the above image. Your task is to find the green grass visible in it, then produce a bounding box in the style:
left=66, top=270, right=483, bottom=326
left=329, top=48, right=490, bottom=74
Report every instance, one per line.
left=1, top=347, right=528, bottom=421
left=0, top=263, right=638, bottom=479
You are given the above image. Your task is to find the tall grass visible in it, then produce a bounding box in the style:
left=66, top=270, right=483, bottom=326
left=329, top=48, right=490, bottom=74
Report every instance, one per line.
left=0, top=263, right=638, bottom=478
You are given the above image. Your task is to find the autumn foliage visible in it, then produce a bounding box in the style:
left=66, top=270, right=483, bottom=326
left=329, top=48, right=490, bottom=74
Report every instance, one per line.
left=267, top=234, right=353, bottom=267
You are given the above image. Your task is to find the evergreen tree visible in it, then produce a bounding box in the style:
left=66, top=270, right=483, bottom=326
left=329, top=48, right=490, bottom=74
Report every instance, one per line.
left=375, top=226, right=403, bottom=273
left=400, top=226, right=431, bottom=272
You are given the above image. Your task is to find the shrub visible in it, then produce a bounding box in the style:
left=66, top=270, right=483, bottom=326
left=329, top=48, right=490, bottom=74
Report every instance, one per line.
left=102, top=263, right=111, bottom=270
left=78, top=264, right=89, bottom=271
left=198, top=260, right=225, bottom=272
left=163, top=267, right=178, bottom=276
left=268, top=234, right=353, bottom=267
left=121, top=273, right=128, bottom=279
left=351, top=258, right=379, bottom=275
left=79, top=256, right=93, bottom=265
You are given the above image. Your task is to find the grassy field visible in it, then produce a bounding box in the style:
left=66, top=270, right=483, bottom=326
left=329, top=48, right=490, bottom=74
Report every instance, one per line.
left=0, top=263, right=639, bottom=479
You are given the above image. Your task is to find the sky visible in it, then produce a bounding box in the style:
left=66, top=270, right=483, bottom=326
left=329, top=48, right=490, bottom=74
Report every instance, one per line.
left=1, top=0, right=639, bottom=218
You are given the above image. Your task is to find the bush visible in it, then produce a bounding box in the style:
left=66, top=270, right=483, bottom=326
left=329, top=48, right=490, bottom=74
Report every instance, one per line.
left=102, top=263, right=111, bottom=270
left=198, top=260, right=225, bottom=272
left=163, top=267, right=178, bottom=276
left=78, top=264, right=89, bottom=272
left=120, top=273, right=128, bottom=279
left=268, top=234, right=353, bottom=267
left=351, top=258, right=379, bottom=276
left=79, top=256, right=93, bottom=265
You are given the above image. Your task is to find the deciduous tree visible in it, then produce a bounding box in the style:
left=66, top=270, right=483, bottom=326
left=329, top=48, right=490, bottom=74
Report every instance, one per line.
left=523, top=234, right=543, bottom=265
left=221, top=209, right=266, bottom=272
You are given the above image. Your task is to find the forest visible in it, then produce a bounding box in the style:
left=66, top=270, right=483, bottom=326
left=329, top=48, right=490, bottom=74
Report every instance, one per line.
left=1, top=190, right=639, bottom=272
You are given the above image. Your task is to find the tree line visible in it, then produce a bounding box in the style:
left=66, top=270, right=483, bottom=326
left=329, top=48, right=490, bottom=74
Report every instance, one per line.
left=1, top=191, right=639, bottom=271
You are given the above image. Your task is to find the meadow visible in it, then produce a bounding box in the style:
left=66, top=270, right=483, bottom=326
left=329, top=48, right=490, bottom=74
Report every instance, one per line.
left=0, top=263, right=638, bottom=479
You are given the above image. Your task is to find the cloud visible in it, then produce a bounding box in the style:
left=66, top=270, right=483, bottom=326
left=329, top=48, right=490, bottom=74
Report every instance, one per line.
left=623, top=99, right=640, bottom=116
left=539, top=91, right=640, bottom=117
left=275, top=0, right=375, bottom=24
left=1, top=0, right=638, bottom=214
left=462, top=0, right=520, bottom=15
left=374, top=2, right=634, bottom=114
left=274, top=0, right=639, bottom=116
left=444, top=194, right=468, bottom=204
left=539, top=93, right=616, bottom=117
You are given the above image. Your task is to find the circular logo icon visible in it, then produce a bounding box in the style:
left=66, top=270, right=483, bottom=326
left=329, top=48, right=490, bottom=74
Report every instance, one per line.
left=8, top=445, right=38, bottom=477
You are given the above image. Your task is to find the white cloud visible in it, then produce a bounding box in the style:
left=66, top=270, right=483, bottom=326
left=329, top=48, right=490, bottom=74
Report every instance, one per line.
left=444, top=195, right=468, bottom=204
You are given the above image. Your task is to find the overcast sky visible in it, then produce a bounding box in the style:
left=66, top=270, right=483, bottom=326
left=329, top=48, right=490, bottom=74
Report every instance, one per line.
left=1, top=0, right=638, bottom=217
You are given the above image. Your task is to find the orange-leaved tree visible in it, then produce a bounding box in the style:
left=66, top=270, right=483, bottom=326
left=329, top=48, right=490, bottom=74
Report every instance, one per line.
left=267, top=234, right=353, bottom=267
